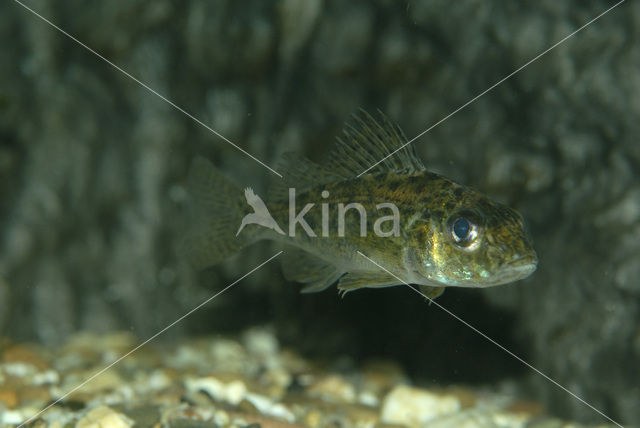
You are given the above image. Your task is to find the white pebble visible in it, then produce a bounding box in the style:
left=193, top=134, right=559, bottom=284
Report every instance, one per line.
left=380, top=385, right=460, bottom=428
left=185, top=376, right=247, bottom=406
left=75, top=405, right=134, bottom=428
left=245, top=392, right=295, bottom=422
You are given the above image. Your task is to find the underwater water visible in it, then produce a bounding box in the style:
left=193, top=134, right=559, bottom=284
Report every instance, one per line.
left=0, top=0, right=638, bottom=427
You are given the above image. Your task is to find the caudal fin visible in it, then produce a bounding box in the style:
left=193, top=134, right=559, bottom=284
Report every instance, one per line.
left=181, top=157, right=252, bottom=268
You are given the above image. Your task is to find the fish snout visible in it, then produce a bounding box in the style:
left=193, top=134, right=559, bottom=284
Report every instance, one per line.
left=504, top=252, right=538, bottom=280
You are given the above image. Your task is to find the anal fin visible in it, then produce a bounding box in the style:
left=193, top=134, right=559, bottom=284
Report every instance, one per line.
left=337, top=271, right=401, bottom=295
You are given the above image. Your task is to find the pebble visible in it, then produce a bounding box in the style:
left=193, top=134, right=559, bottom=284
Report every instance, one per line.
left=1, top=408, right=31, bottom=425
left=380, top=385, right=460, bottom=427
left=245, top=392, right=295, bottom=422
left=2, top=361, right=38, bottom=378
left=209, top=339, right=249, bottom=373
left=357, top=390, right=378, bottom=407
left=0, top=386, right=19, bottom=408
left=214, top=409, right=231, bottom=426
left=76, top=405, right=135, bottom=428
left=63, top=370, right=124, bottom=398
left=243, top=327, right=279, bottom=358
left=31, top=369, right=60, bottom=386
left=308, top=375, right=356, bottom=403
left=2, top=344, right=50, bottom=371
left=185, top=375, right=248, bottom=406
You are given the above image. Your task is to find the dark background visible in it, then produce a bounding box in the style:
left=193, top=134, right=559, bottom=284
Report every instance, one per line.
left=1, top=0, right=638, bottom=425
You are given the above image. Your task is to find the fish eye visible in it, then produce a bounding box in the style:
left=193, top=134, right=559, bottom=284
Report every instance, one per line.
left=453, top=217, right=471, bottom=240
left=447, top=213, right=480, bottom=248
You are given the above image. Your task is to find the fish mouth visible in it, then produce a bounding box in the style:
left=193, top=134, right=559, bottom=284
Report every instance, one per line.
left=502, top=254, right=538, bottom=281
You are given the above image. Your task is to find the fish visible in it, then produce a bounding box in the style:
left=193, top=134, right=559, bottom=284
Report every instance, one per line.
left=183, top=110, right=537, bottom=299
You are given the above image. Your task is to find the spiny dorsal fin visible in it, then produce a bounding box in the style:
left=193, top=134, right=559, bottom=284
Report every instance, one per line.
left=269, top=110, right=424, bottom=200
left=268, top=152, right=346, bottom=201
left=327, top=109, right=425, bottom=177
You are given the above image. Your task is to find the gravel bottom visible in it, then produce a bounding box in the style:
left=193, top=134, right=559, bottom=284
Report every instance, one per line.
left=0, top=328, right=614, bottom=428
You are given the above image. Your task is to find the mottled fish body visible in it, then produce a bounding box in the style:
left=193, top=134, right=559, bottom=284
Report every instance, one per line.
left=185, top=111, right=537, bottom=297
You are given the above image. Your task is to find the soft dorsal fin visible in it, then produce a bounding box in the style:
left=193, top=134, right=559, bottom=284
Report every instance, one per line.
left=268, top=152, right=346, bottom=201
left=326, top=110, right=425, bottom=177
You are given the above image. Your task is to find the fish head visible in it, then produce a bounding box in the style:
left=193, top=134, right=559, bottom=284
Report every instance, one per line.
left=410, top=190, right=537, bottom=288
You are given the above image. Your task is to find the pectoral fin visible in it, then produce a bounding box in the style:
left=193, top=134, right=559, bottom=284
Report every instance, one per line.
left=300, top=272, right=344, bottom=293
left=281, top=249, right=343, bottom=293
left=418, top=285, right=445, bottom=301
left=337, top=271, right=401, bottom=295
